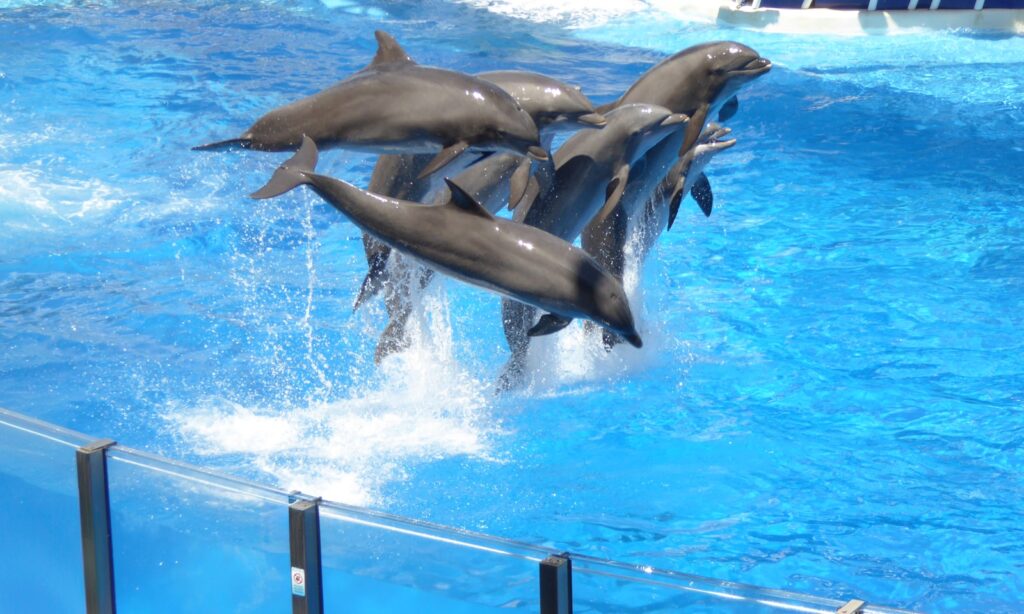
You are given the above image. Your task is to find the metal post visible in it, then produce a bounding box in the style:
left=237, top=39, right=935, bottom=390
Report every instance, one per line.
left=76, top=438, right=117, bottom=614
left=539, top=554, right=572, bottom=614
left=289, top=498, right=324, bottom=614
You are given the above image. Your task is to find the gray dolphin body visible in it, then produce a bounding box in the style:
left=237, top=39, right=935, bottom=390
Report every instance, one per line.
left=195, top=31, right=546, bottom=181
left=580, top=124, right=736, bottom=348
left=597, top=41, right=771, bottom=154
left=579, top=41, right=771, bottom=350
left=497, top=104, right=687, bottom=390
left=359, top=70, right=607, bottom=362
left=252, top=136, right=642, bottom=352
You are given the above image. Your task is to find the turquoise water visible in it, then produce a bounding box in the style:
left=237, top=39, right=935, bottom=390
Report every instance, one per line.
left=1, top=1, right=1022, bottom=611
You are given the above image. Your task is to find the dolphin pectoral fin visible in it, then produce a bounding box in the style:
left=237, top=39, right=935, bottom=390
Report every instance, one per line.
left=592, top=163, right=630, bottom=228
left=690, top=172, right=714, bottom=218
left=527, top=313, right=573, bottom=337
left=250, top=135, right=319, bottom=199
left=192, top=137, right=253, bottom=152
left=508, top=157, right=532, bottom=208
left=417, top=142, right=469, bottom=180
left=718, top=96, right=739, bottom=122
left=353, top=250, right=390, bottom=311
left=510, top=157, right=552, bottom=212
left=370, top=30, right=414, bottom=67
left=444, top=178, right=495, bottom=220
left=680, top=104, right=709, bottom=155
left=667, top=181, right=686, bottom=231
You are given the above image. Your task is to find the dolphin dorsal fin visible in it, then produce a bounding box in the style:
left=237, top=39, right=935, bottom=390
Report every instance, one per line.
left=371, top=31, right=414, bottom=67
left=444, top=179, right=494, bottom=220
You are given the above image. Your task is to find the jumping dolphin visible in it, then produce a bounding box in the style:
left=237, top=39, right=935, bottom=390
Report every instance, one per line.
left=497, top=104, right=687, bottom=390
left=194, top=31, right=548, bottom=181
left=251, top=136, right=643, bottom=352
left=357, top=71, right=607, bottom=362
left=356, top=69, right=607, bottom=313
left=596, top=41, right=771, bottom=155
left=581, top=123, right=736, bottom=349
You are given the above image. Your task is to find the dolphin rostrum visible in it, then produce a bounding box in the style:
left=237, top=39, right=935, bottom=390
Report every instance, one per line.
left=251, top=136, right=643, bottom=353
left=195, top=31, right=548, bottom=181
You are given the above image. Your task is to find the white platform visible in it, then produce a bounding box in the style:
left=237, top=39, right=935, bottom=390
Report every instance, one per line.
left=662, top=0, right=1024, bottom=34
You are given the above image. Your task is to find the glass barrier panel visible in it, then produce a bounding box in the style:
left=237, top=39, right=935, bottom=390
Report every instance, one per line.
left=0, top=409, right=93, bottom=613
left=319, top=501, right=548, bottom=612
left=105, top=448, right=292, bottom=613
left=570, top=555, right=916, bottom=614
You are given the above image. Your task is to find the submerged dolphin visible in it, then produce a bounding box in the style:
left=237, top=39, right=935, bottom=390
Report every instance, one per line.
left=251, top=136, right=643, bottom=351
left=497, top=104, right=687, bottom=390
left=597, top=41, right=771, bottom=154
left=357, top=70, right=607, bottom=362
left=194, top=31, right=547, bottom=180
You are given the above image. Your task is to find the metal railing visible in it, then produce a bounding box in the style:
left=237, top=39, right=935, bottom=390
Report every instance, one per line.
left=0, top=407, right=916, bottom=614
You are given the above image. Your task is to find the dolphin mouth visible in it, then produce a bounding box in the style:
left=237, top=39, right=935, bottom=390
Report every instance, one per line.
left=527, top=146, right=549, bottom=161
left=576, top=112, right=608, bottom=127
left=734, top=57, right=772, bottom=77
left=624, top=331, right=643, bottom=349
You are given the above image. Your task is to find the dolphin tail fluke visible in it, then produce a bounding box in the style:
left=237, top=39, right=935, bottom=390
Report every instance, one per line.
left=191, top=137, right=253, bottom=151
left=250, top=135, right=319, bottom=199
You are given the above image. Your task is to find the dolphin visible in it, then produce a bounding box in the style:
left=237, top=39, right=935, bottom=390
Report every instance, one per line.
left=580, top=124, right=736, bottom=349
left=251, top=136, right=643, bottom=352
left=496, top=104, right=687, bottom=390
left=356, top=69, right=608, bottom=313
left=356, top=71, right=608, bottom=362
left=596, top=41, right=771, bottom=155
left=194, top=31, right=547, bottom=181
left=512, top=103, right=688, bottom=241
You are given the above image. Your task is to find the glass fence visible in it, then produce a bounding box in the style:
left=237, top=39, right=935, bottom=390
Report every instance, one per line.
left=0, top=407, right=916, bottom=614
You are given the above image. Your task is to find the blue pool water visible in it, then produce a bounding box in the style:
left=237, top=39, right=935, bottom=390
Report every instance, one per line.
left=1, top=1, right=1023, bottom=611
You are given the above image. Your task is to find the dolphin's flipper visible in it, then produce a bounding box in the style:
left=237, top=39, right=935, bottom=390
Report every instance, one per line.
left=445, top=179, right=495, bottom=219
left=371, top=30, right=414, bottom=67
left=508, top=156, right=532, bottom=208
left=353, top=256, right=388, bottom=311
left=250, top=135, right=318, bottom=199
left=192, top=137, right=253, bottom=152
left=527, top=313, right=573, bottom=337
left=511, top=157, right=555, bottom=212
left=417, top=142, right=469, bottom=180
left=591, top=163, right=630, bottom=228
left=690, top=172, right=713, bottom=218
left=718, top=96, right=739, bottom=122
left=680, top=104, right=709, bottom=155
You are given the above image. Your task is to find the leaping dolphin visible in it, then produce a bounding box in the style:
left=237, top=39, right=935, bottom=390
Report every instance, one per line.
left=581, top=123, right=736, bottom=349
left=251, top=136, right=643, bottom=352
left=357, top=70, right=608, bottom=363
left=597, top=41, right=771, bottom=155
left=194, top=31, right=548, bottom=180
left=497, top=104, right=687, bottom=390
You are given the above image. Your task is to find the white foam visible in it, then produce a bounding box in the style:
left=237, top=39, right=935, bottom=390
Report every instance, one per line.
left=0, top=166, right=125, bottom=224
left=164, top=285, right=501, bottom=508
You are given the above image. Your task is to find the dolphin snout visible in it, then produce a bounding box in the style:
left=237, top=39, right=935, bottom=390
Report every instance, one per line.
left=577, top=112, right=608, bottom=127
left=527, top=146, right=549, bottom=161
left=739, top=57, right=772, bottom=75
left=623, top=330, right=643, bottom=349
